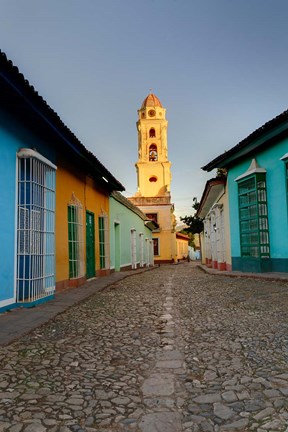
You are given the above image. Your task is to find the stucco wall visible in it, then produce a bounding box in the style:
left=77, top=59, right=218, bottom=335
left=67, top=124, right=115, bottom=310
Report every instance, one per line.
left=221, top=186, right=231, bottom=268
left=136, top=204, right=176, bottom=262
left=109, top=196, right=152, bottom=270
left=0, top=112, right=56, bottom=309
left=56, top=158, right=109, bottom=283
left=228, top=139, right=288, bottom=264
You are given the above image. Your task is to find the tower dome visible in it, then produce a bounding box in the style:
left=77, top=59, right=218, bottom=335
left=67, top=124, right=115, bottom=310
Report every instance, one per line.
left=141, top=93, right=162, bottom=108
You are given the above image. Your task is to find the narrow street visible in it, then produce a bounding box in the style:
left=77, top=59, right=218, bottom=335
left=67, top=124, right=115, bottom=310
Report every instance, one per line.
left=0, top=264, right=288, bottom=432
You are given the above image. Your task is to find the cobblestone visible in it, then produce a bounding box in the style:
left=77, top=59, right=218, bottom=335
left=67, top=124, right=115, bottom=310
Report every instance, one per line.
left=0, top=263, right=288, bottom=430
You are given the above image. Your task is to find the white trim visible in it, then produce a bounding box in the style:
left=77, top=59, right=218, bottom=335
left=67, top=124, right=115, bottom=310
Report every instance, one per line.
left=120, top=262, right=132, bottom=268
left=0, top=297, right=15, bottom=308
left=16, top=154, right=56, bottom=302
left=235, top=167, right=266, bottom=182
left=17, top=148, right=57, bottom=170
left=280, top=153, right=288, bottom=161
left=130, top=228, right=137, bottom=269
left=235, top=158, right=266, bottom=182
left=139, top=233, right=144, bottom=267
left=13, top=154, right=18, bottom=303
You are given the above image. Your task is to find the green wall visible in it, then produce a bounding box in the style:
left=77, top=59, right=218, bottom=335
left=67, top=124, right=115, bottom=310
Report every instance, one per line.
left=109, top=196, right=153, bottom=270
left=228, top=138, right=288, bottom=272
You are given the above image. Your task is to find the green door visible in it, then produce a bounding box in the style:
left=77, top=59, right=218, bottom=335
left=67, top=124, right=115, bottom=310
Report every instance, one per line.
left=86, top=211, right=95, bottom=278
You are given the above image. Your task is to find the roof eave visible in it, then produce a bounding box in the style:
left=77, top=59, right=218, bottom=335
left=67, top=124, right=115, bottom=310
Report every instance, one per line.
left=0, top=51, right=125, bottom=192
left=197, top=178, right=226, bottom=218
left=202, top=116, right=288, bottom=172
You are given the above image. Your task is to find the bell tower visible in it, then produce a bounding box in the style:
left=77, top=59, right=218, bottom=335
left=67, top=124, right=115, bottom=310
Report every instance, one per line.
left=129, top=93, right=177, bottom=264
left=135, top=93, right=171, bottom=198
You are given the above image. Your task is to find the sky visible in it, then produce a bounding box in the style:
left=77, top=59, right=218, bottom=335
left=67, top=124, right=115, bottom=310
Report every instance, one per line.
left=1, top=0, right=288, bottom=220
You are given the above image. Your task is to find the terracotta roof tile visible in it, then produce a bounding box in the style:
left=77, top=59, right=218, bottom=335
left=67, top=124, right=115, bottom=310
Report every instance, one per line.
left=141, top=93, right=162, bottom=108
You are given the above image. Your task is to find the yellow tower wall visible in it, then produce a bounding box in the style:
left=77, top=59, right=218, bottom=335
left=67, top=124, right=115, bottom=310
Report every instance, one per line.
left=136, top=162, right=172, bottom=197
left=130, top=93, right=176, bottom=264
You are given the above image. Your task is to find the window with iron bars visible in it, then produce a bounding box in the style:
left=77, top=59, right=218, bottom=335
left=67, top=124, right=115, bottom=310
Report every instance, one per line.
left=68, top=194, right=84, bottom=278
left=238, top=174, right=270, bottom=259
left=17, top=150, right=56, bottom=303
left=99, top=215, right=109, bottom=269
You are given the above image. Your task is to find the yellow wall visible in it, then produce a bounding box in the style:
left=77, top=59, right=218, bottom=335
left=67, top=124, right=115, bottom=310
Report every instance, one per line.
left=136, top=162, right=171, bottom=197
left=56, top=159, right=109, bottom=284
left=176, top=237, right=189, bottom=260
left=136, top=203, right=176, bottom=262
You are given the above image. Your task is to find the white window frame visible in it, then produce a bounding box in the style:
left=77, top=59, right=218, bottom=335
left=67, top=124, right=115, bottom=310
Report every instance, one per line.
left=99, top=211, right=110, bottom=269
left=16, top=149, right=56, bottom=303
left=131, top=228, right=137, bottom=269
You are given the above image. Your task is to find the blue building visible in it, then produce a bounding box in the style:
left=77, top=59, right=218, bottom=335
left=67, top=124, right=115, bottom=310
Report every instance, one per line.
left=0, top=51, right=123, bottom=313
left=202, top=109, right=288, bottom=273
left=0, top=53, right=58, bottom=312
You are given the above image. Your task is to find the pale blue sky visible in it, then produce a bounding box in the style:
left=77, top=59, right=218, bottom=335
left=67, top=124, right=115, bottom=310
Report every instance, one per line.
left=1, top=0, right=288, bottom=219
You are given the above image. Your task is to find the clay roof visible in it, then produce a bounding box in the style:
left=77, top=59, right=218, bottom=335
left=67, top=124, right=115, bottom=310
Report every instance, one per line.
left=176, top=232, right=190, bottom=241
left=141, top=93, right=162, bottom=108
left=196, top=177, right=226, bottom=219
left=0, top=50, right=125, bottom=191
left=111, top=191, right=147, bottom=220
left=111, top=191, right=159, bottom=231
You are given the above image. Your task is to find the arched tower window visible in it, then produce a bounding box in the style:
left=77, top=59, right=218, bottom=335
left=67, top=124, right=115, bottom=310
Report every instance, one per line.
left=149, top=128, right=156, bottom=138
left=149, top=144, right=158, bottom=161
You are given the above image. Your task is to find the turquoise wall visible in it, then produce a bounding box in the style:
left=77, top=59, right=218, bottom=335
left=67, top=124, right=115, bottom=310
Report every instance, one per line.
left=228, top=138, right=288, bottom=270
left=0, top=111, right=56, bottom=308
left=109, top=196, right=152, bottom=270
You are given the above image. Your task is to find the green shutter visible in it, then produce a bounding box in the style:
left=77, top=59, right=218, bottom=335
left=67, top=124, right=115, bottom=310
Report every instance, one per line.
left=99, top=216, right=105, bottom=269
left=238, top=173, right=269, bottom=259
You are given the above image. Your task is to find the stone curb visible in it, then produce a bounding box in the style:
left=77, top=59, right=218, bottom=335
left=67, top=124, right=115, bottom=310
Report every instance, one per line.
left=196, top=263, right=288, bottom=282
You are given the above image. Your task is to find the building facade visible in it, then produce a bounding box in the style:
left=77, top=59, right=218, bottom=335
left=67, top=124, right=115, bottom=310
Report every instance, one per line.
left=197, top=177, right=231, bottom=271
left=175, top=232, right=189, bottom=261
left=109, top=192, right=154, bottom=271
left=0, top=50, right=124, bottom=313
left=129, top=93, right=177, bottom=263
left=202, top=109, right=288, bottom=273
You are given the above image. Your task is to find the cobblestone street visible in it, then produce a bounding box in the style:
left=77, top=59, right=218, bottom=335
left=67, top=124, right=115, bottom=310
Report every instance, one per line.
left=1, top=263, right=288, bottom=432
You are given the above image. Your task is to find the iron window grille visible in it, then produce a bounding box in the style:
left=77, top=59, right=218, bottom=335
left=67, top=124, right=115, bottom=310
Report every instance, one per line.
left=17, top=149, right=56, bottom=303
left=68, top=193, right=84, bottom=279
left=99, top=213, right=109, bottom=269
left=238, top=173, right=270, bottom=259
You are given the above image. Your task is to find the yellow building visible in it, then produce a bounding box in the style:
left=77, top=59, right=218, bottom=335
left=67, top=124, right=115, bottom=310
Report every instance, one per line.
left=129, top=93, right=177, bottom=263
left=54, top=128, right=124, bottom=291
left=176, top=232, right=189, bottom=261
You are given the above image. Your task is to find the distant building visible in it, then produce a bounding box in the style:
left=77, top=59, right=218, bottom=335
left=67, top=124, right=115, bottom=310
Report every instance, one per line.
left=202, top=109, right=288, bottom=273
left=128, top=93, right=177, bottom=263
left=109, top=191, right=155, bottom=271
left=176, top=232, right=189, bottom=261
left=197, top=177, right=231, bottom=271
